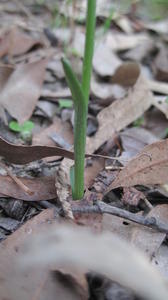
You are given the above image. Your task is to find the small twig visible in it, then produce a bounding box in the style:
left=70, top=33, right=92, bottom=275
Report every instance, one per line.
left=0, top=162, right=33, bottom=195
left=72, top=202, right=168, bottom=234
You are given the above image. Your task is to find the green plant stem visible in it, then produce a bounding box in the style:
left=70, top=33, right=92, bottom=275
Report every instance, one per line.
left=82, top=0, right=96, bottom=104
left=62, top=58, right=87, bottom=199
left=62, top=0, right=96, bottom=200
left=73, top=0, right=96, bottom=199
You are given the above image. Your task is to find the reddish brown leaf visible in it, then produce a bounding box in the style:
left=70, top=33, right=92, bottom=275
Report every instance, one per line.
left=0, top=136, right=74, bottom=163
left=0, top=175, right=56, bottom=201
left=0, top=137, right=108, bottom=165
left=106, top=139, right=168, bottom=192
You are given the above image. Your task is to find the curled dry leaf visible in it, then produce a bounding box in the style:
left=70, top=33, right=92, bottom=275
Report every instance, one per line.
left=0, top=136, right=75, bottom=164
left=21, top=223, right=168, bottom=300
left=106, top=139, right=168, bottom=192
left=86, top=75, right=153, bottom=154
left=0, top=57, right=48, bottom=123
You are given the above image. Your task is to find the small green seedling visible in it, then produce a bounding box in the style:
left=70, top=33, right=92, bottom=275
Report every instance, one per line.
left=58, top=99, right=73, bottom=109
left=9, top=120, right=34, bottom=142
left=62, top=0, right=96, bottom=200
left=133, top=116, right=144, bottom=127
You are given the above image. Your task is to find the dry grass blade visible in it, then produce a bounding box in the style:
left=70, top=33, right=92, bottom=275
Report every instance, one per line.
left=22, top=224, right=168, bottom=300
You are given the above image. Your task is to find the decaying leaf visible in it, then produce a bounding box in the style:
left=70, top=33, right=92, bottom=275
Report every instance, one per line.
left=131, top=205, right=168, bottom=257
left=120, top=127, right=159, bottom=160
left=86, top=75, right=153, bottom=154
left=93, top=41, right=121, bottom=77
left=0, top=175, right=56, bottom=201
left=153, top=96, right=168, bottom=118
left=0, top=57, right=48, bottom=123
left=0, top=27, right=44, bottom=58
left=33, top=116, right=73, bottom=148
left=153, top=45, right=168, bottom=82
left=91, top=76, right=126, bottom=100
left=106, top=32, right=151, bottom=52
left=21, top=223, right=168, bottom=300
left=106, top=139, right=168, bottom=192
left=111, top=62, right=140, bottom=86
left=147, top=79, right=168, bottom=95
left=123, top=40, right=154, bottom=62
left=0, top=136, right=74, bottom=163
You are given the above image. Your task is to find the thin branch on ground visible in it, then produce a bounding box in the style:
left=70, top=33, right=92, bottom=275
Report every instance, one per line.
left=72, top=201, right=168, bottom=234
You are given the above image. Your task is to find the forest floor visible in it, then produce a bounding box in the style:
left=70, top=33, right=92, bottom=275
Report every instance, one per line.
left=0, top=1, right=168, bottom=300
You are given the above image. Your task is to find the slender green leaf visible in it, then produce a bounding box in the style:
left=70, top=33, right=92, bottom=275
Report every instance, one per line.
left=62, top=57, right=87, bottom=199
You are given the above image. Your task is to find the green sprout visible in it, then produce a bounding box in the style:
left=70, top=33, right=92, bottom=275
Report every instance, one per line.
left=58, top=99, right=73, bottom=109
left=62, top=0, right=96, bottom=200
left=133, top=116, right=145, bottom=127
left=9, top=120, right=34, bottom=142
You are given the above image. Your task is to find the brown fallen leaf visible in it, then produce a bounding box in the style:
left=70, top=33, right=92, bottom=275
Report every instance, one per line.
left=131, top=205, right=168, bottom=257
left=0, top=136, right=113, bottom=165
left=86, top=75, right=153, bottom=154
left=153, top=96, right=168, bottom=118
left=123, top=40, right=154, bottom=62
left=106, top=32, right=151, bottom=52
left=91, top=76, right=126, bottom=100
left=0, top=175, right=56, bottom=201
left=111, top=62, right=140, bottom=87
left=153, top=45, right=168, bottom=82
left=0, top=27, right=44, bottom=58
left=106, top=139, right=168, bottom=192
left=93, top=41, right=121, bottom=77
left=0, top=136, right=75, bottom=163
left=120, top=127, right=159, bottom=160
left=41, top=87, right=71, bottom=99
left=147, top=79, right=168, bottom=95
left=33, top=116, right=73, bottom=148
left=0, top=57, right=48, bottom=123
left=144, top=108, right=168, bottom=138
